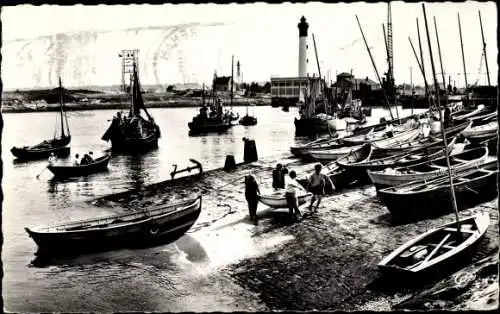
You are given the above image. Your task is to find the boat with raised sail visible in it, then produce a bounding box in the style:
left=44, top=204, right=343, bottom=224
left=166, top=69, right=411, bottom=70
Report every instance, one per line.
left=11, top=78, right=71, bottom=160
left=101, top=62, right=161, bottom=153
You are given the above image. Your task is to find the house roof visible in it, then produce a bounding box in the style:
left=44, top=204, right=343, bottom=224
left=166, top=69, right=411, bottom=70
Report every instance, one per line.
left=337, top=72, right=354, bottom=77
left=214, top=76, right=231, bottom=85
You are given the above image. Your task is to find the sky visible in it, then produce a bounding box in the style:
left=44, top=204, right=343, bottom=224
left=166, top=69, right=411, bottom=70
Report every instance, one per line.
left=1, top=1, right=497, bottom=90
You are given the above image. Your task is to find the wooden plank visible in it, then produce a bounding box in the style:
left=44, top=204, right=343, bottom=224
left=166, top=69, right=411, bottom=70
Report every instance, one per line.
left=422, top=233, right=451, bottom=264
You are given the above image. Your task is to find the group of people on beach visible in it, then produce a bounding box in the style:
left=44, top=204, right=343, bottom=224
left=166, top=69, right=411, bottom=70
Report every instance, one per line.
left=244, top=163, right=335, bottom=224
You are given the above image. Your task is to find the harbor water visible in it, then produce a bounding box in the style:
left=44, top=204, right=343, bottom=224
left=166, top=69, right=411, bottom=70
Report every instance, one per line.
left=2, top=105, right=426, bottom=312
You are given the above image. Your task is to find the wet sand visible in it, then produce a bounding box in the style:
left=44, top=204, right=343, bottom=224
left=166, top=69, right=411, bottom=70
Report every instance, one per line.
left=86, top=152, right=498, bottom=311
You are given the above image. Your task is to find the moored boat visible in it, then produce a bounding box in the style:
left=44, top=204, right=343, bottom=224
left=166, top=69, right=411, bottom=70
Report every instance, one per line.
left=461, top=113, right=498, bottom=143
left=11, top=78, right=71, bottom=160
left=25, top=195, right=202, bottom=256
left=47, top=153, right=111, bottom=178
left=101, top=62, right=161, bottom=153
left=378, top=159, right=497, bottom=220
left=378, top=212, right=490, bottom=279
left=342, top=124, right=421, bottom=146
left=368, top=145, right=489, bottom=190
left=450, top=104, right=487, bottom=121
left=307, top=144, right=364, bottom=162
left=338, top=137, right=457, bottom=182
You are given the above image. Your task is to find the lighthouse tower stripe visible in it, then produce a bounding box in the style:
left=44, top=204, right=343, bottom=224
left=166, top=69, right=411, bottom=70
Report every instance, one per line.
left=298, top=16, right=309, bottom=77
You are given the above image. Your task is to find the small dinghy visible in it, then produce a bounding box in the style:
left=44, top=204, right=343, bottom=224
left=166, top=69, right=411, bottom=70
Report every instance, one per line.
left=307, top=144, right=364, bottom=161
left=368, top=145, right=489, bottom=191
left=258, top=190, right=312, bottom=209
left=25, top=195, right=202, bottom=256
left=48, top=153, right=112, bottom=178
left=450, top=104, right=486, bottom=121
left=339, top=137, right=457, bottom=182
left=378, top=212, right=490, bottom=278
left=378, top=159, right=497, bottom=220
left=461, top=113, right=498, bottom=143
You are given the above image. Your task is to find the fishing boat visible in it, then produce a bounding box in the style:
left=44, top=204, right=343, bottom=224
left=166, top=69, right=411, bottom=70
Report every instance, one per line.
left=11, top=78, right=71, bottom=160
left=338, top=137, right=458, bottom=182
left=47, top=153, right=111, bottom=178
left=378, top=212, right=490, bottom=278
left=450, top=104, right=486, bottom=121
left=461, top=113, right=498, bottom=143
left=372, top=120, right=471, bottom=157
left=378, top=159, right=497, bottom=220
left=299, top=143, right=373, bottom=189
left=297, top=144, right=372, bottom=193
left=367, top=146, right=489, bottom=190
left=101, top=63, right=161, bottom=153
left=307, top=144, right=364, bottom=162
left=342, top=124, right=421, bottom=146
left=478, top=135, right=498, bottom=155
left=258, top=190, right=312, bottom=209
left=25, top=195, right=202, bottom=256
left=239, top=103, right=258, bottom=126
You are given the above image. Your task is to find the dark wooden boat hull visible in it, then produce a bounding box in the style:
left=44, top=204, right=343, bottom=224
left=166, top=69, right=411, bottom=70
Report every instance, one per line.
left=11, top=145, right=70, bottom=160
left=109, top=132, right=159, bottom=153
left=379, top=161, right=498, bottom=222
left=26, top=197, right=202, bottom=256
left=48, top=155, right=111, bottom=177
left=378, top=213, right=489, bottom=283
left=294, top=117, right=332, bottom=136
left=188, top=121, right=232, bottom=135
left=239, top=115, right=258, bottom=126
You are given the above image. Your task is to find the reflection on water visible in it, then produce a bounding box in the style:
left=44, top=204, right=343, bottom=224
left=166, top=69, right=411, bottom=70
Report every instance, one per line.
left=2, top=106, right=420, bottom=312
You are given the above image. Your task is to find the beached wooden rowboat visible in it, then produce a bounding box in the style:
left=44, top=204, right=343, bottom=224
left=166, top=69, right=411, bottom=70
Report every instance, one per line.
left=306, top=144, right=364, bottom=161
left=461, top=115, right=498, bottom=141
left=450, top=104, right=486, bottom=121
left=367, top=146, right=489, bottom=190
left=378, top=212, right=490, bottom=278
left=258, top=190, right=312, bottom=209
left=378, top=159, right=497, bottom=220
left=25, top=195, right=202, bottom=255
left=47, top=153, right=111, bottom=177
left=338, top=137, right=457, bottom=182
left=297, top=144, right=373, bottom=191
left=342, top=125, right=421, bottom=146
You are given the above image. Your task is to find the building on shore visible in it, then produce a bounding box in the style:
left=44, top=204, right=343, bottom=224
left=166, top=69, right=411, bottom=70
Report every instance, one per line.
left=270, top=16, right=328, bottom=107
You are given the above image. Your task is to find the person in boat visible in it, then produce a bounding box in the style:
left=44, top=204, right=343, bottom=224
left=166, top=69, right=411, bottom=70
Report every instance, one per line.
left=272, top=164, right=288, bottom=189
left=244, top=174, right=261, bottom=223
left=307, top=164, right=335, bottom=212
left=48, top=153, right=57, bottom=166
left=285, top=170, right=305, bottom=221
left=73, top=154, right=81, bottom=166
left=444, top=105, right=452, bottom=128
left=80, top=153, right=90, bottom=165
left=385, top=123, right=394, bottom=138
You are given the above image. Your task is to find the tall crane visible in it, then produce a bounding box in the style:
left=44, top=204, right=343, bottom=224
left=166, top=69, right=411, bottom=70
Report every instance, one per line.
left=383, top=2, right=395, bottom=102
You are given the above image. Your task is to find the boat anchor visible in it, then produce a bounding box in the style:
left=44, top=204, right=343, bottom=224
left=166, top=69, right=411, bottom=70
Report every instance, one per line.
left=170, top=158, right=203, bottom=180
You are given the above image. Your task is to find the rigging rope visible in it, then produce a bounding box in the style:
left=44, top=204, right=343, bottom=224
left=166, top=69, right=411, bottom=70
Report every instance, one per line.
left=474, top=52, right=485, bottom=87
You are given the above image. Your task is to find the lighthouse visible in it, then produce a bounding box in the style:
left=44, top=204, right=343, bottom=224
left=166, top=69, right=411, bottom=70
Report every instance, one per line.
left=298, top=16, right=309, bottom=77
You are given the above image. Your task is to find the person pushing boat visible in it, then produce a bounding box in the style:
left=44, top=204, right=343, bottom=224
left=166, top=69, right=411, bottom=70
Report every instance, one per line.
left=307, top=164, right=335, bottom=212
left=285, top=170, right=305, bottom=221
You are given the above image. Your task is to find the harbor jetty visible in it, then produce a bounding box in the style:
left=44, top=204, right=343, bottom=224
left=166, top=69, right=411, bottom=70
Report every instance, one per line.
left=73, top=150, right=498, bottom=311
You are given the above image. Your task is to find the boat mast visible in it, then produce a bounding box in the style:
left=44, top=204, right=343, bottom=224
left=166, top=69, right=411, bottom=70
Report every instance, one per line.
left=433, top=16, right=446, bottom=93
left=409, top=37, right=434, bottom=112
left=312, top=34, right=328, bottom=115
left=231, top=55, right=234, bottom=111
left=355, top=15, right=396, bottom=120
left=457, top=13, right=468, bottom=89
left=416, top=18, right=427, bottom=96
left=422, top=3, right=461, bottom=235
left=202, top=83, right=205, bottom=106
left=478, top=10, right=491, bottom=86
left=59, top=77, right=65, bottom=138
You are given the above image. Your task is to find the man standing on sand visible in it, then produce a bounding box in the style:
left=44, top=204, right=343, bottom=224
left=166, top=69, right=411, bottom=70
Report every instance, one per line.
left=285, top=170, right=306, bottom=221
left=244, top=174, right=260, bottom=223
left=307, top=164, right=335, bottom=212
left=272, top=163, right=288, bottom=189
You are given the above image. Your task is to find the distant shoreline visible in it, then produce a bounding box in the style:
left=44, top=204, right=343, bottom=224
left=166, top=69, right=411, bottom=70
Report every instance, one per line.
left=1, top=97, right=273, bottom=114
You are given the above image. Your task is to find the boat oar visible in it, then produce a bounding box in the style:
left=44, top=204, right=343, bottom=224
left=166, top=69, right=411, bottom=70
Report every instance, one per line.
left=36, top=165, right=48, bottom=179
